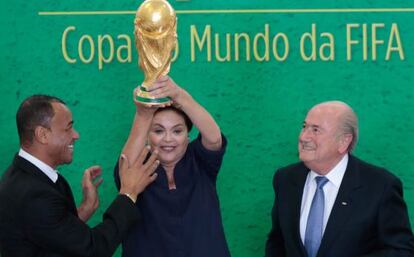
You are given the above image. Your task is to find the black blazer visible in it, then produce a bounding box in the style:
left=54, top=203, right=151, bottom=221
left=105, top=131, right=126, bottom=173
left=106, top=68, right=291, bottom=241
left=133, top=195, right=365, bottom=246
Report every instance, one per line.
left=0, top=155, right=139, bottom=257
left=265, top=155, right=414, bottom=257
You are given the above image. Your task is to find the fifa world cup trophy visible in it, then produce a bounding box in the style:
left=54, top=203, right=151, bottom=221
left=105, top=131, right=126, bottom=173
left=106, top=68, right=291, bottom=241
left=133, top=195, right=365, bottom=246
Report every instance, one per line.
left=134, top=0, right=177, bottom=105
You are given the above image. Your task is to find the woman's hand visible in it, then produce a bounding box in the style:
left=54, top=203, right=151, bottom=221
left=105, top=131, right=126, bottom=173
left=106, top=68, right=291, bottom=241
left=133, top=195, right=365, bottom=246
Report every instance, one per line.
left=147, top=76, right=184, bottom=105
left=133, top=86, right=160, bottom=115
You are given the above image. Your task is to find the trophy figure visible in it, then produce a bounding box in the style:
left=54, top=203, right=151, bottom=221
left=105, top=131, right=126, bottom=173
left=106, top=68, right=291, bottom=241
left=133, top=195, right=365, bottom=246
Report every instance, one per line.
left=134, top=0, right=177, bottom=105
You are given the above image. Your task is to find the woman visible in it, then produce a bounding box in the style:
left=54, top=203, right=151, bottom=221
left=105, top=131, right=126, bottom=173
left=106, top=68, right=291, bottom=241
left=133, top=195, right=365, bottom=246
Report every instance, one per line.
left=114, top=76, right=231, bottom=257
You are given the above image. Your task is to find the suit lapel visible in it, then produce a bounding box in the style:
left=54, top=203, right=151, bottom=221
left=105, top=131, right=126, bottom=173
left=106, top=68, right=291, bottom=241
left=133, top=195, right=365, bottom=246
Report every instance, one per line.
left=14, top=155, right=55, bottom=187
left=317, top=155, right=362, bottom=256
left=289, top=163, right=310, bottom=256
left=14, top=155, right=78, bottom=215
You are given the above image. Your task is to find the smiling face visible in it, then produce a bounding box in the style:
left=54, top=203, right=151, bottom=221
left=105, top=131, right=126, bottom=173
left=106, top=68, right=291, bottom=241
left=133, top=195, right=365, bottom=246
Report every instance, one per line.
left=44, top=102, right=79, bottom=168
left=148, top=109, right=189, bottom=167
left=298, top=103, right=350, bottom=174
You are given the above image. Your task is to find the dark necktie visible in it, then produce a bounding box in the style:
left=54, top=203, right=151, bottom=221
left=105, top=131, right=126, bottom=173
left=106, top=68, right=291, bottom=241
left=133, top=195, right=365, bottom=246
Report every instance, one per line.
left=55, top=174, right=70, bottom=196
left=305, top=176, right=329, bottom=257
left=55, top=174, right=77, bottom=214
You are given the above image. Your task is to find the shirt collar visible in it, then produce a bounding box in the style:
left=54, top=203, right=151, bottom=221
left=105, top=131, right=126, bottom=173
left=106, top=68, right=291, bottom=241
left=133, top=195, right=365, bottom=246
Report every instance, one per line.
left=309, top=154, right=348, bottom=188
left=18, top=148, right=59, bottom=183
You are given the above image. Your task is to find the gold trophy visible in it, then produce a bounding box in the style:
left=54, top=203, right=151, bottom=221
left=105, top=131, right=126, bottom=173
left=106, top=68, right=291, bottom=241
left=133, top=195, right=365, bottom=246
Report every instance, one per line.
left=134, top=0, right=177, bottom=105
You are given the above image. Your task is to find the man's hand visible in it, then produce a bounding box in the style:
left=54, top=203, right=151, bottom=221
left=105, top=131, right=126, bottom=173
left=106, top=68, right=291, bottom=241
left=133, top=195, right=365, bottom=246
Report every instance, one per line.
left=77, top=166, right=103, bottom=222
left=119, top=147, right=159, bottom=203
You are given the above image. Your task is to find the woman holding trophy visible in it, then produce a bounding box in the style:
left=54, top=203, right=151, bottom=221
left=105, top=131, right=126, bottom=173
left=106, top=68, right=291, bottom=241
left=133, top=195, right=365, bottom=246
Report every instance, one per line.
left=114, top=76, right=231, bottom=257
left=113, top=1, right=231, bottom=256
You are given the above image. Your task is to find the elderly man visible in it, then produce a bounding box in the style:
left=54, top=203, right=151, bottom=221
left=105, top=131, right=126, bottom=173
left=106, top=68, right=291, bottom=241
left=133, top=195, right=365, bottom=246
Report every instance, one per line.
left=265, top=101, right=414, bottom=257
left=0, top=95, right=159, bottom=257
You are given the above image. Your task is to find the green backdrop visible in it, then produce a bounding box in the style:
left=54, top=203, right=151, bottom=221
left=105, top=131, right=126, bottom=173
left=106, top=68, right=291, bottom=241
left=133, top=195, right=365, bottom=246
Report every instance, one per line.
left=1, top=1, right=413, bottom=256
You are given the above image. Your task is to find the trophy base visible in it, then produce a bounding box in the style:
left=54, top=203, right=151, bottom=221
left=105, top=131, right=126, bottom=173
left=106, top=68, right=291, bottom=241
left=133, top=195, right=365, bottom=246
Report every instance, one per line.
left=135, top=86, right=172, bottom=106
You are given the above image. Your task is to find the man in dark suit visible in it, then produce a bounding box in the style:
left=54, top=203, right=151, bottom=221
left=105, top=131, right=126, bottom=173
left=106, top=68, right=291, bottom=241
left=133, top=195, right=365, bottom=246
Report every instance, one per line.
left=265, top=101, right=414, bottom=257
left=0, top=95, right=159, bottom=257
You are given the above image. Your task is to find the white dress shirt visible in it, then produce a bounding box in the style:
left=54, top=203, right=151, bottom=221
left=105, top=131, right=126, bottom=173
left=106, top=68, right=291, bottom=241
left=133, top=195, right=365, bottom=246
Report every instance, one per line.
left=18, top=148, right=59, bottom=183
left=299, top=154, right=348, bottom=244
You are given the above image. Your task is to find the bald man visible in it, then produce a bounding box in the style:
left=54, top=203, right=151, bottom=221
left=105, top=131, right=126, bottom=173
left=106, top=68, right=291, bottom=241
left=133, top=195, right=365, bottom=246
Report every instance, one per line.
left=265, top=101, right=414, bottom=257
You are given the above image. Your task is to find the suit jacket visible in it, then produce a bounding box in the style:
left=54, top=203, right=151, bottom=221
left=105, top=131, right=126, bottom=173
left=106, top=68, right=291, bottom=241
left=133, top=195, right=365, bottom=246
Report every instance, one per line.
left=265, top=155, right=414, bottom=257
left=0, top=155, right=140, bottom=257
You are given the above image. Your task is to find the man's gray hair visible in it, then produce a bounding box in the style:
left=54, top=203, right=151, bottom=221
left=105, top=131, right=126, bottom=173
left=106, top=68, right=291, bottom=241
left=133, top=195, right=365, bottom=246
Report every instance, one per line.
left=339, top=107, right=358, bottom=152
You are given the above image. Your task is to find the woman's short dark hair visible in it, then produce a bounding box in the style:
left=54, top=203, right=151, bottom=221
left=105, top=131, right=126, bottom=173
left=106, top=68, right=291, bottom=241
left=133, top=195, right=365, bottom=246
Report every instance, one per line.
left=16, top=95, right=65, bottom=145
left=154, top=106, right=193, bottom=132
